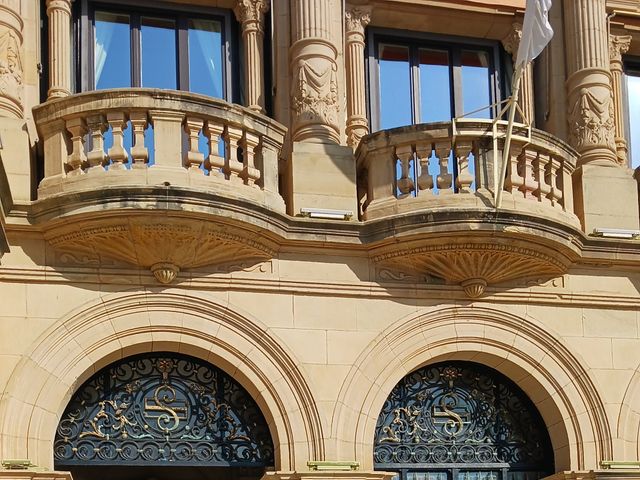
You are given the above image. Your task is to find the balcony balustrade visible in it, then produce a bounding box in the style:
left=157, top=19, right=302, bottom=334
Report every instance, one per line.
left=34, top=88, right=286, bottom=212
left=356, top=119, right=579, bottom=227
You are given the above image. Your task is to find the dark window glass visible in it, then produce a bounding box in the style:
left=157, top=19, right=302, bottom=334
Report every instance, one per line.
left=188, top=19, right=223, bottom=98
left=141, top=17, right=177, bottom=89
left=379, top=44, right=412, bottom=129
left=94, top=12, right=131, bottom=89
left=626, top=71, right=640, bottom=169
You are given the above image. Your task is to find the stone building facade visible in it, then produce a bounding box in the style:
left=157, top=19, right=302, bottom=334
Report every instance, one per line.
left=0, top=1, right=640, bottom=480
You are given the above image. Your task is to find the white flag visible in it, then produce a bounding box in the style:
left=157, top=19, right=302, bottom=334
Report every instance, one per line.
left=515, top=0, right=554, bottom=68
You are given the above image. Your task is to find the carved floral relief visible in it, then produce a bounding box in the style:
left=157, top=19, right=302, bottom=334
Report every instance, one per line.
left=0, top=28, right=22, bottom=106
left=291, top=58, right=339, bottom=130
left=568, top=87, right=616, bottom=151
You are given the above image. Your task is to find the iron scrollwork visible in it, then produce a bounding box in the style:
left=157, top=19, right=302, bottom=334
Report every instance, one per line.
left=54, top=354, right=274, bottom=467
left=374, top=362, right=554, bottom=471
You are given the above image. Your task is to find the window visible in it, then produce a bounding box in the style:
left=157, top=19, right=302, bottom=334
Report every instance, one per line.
left=625, top=62, right=640, bottom=169
left=368, top=31, right=503, bottom=131
left=76, top=1, right=235, bottom=101
left=374, top=362, right=554, bottom=480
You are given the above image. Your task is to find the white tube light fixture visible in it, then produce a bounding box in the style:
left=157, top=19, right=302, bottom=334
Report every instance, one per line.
left=592, top=228, right=640, bottom=239
left=300, top=208, right=353, bottom=220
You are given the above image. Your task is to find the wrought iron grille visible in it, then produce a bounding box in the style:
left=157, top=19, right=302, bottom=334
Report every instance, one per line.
left=374, top=361, right=554, bottom=476
left=54, top=353, right=274, bottom=467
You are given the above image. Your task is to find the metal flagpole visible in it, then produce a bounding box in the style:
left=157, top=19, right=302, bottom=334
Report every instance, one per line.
left=494, top=64, right=524, bottom=209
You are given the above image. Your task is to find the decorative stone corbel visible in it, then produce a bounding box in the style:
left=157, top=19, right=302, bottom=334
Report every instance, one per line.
left=501, top=22, right=535, bottom=125
left=234, top=0, right=269, bottom=112
left=609, top=34, right=632, bottom=166
left=345, top=4, right=372, bottom=148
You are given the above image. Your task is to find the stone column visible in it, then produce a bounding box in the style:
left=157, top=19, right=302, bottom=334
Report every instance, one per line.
left=345, top=5, right=371, bottom=148
left=564, top=0, right=639, bottom=231
left=234, top=0, right=269, bottom=113
left=501, top=23, right=534, bottom=125
left=0, top=0, right=24, bottom=118
left=46, top=0, right=72, bottom=99
left=289, top=0, right=341, bottom=143
left=609, top=34, right=632, bottom=166
left=563, top=0, right=617, bottom=165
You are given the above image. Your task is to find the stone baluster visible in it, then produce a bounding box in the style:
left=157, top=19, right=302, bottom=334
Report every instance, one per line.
left=504, top=146, right=525, bottom=198
left=547, top=157, right=563, bottom=208
left=416, top=143, right=433, bottom=192
left=518, top=149, right=538, bottom=199
left=183, top=118, right=205, bottom=172
left=226, top=126, right=244, bottom=182
left=564, top=0, right=617, bottom=165
left=290, top=0, right=341, bottom=142
left=129, top=112, right=148, bottom=167
left=609, top=34, right=632, bottom=166
left=65, top=118, right=87, bottom=175
left=106, top=112, right=128, bottom=170
left=234, top=0, right=268, bottom=112
left=46, top=0, right=72, bottom=99
left=241, top=131, right=261, bottom=187
left=501, top=23, right=535, bottom=124
left=345, top=5, right=372, bottom=148
left=533, top=152, right=552, bottom=204
left=86, top=114, right=107, bottom=173
left=396, top=145, right=415, bottom=196
left=0, top=1, right=24, bottom=118
left=560, top=161, right=574, bottom=213
left=435, top=141, right=453, bottom=194
left=205, top=122, right=226, bottom=178
left=455, top=141, right=474, bottom=193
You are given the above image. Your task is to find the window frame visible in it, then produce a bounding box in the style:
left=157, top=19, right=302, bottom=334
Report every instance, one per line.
left=76, top=0, right=237, bottom=102
left=366, top=27, right=505, bottom=132
left=624, top=56, right=640, bottom=169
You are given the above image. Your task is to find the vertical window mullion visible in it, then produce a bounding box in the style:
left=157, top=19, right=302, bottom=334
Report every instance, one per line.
left=451, top=47, right=463, bottom=118
left=411, top=45, right=420, bottom=124
left=131, top=15, right=141, bottom=87
left=177, top=16, right=189, bottom=91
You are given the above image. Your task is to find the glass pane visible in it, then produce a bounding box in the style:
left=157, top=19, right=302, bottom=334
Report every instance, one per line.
left=461, top=49, right=491, bottom=118
left=407, top=472, right=447, bottom=480
left=458, top=472, right=499, bottom=480
left=188, top=19, right=223, bottom=98
left=419, top=48, right=451, bottom=122
left=379, top=44, right=412, bottom=130
left=627, top=73, right=640, bottom=169
left=141, top=17, right=177, bottom=89
left=508, top=472, right=548, bottom=480
left=94, top=12, right=131, bottom=89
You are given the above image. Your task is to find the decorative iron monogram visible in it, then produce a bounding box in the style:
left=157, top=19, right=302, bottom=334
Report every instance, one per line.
left=374, top=362, right=554, bottom=470
left=54, top=354, right=274, bottom=467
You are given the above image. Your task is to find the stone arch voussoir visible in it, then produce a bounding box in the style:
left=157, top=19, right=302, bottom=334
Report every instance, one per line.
left=0, top=291, right=323, bottom=471
left=332, top=305, right=612, bottom=472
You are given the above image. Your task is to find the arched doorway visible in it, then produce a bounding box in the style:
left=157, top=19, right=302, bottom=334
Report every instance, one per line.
left=54, top=353, right=274, bottom=480
left=374, top=361, right=554, bottom=480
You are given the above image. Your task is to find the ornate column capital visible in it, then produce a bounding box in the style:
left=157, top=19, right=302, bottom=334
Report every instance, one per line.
left=234, top=0, right=269, bottom=32
left=609, top=34, right=632, bottom=63
left=345, top=5, right=372, bottom=37
left=46, top=0, right=72, bottom=15
left=501, top=22, right=522, bottom=61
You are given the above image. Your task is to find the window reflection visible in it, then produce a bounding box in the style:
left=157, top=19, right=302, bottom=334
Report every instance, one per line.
left=627, top=73, right=640, bottom=169
left=94, top=12, right=131, bottom=89
left=141, top=17, right=177, bottom=89
left=419, top=49, right=451, bottom=122
left=379, top=44, right=412, bottom=130
left=189, top=19, right=223, bottom=98
left=461, top=49, right=491, bottom=118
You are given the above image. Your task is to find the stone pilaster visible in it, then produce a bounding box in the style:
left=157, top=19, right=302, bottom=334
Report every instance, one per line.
left=501, top=23, right=534, bottom=125
left=46, top=0, right=72, bottom=99
left=234, top=0, right=269, bottom=112
left=0, top=0, right=23, bottom=118
left=345, top=5, right=371, bottom=148
left=609, top=34, right=632, bottom=166
left=289, top=0, right=341, bottom=143
left=563, top=0, right=617, bottom=165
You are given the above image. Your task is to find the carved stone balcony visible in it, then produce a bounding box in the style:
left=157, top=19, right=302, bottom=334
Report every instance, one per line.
left=32, top=89, right=287, bottom=282
left=356, top=120, right=583, bottom=297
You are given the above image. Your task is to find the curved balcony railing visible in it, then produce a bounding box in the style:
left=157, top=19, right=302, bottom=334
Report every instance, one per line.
left=33, top=89, right=286, bottom=211
left=356, top=119, right=579, bottom=225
